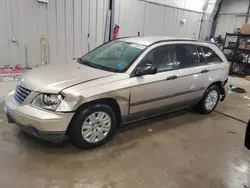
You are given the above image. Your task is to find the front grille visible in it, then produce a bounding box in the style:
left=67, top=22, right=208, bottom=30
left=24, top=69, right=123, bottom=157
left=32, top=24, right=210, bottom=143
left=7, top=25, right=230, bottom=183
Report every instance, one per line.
left=14, top=84, right=31, bottom=104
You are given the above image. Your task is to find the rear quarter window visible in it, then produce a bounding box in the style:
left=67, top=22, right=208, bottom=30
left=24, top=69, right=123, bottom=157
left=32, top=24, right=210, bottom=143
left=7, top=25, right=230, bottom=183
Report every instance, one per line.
left=202, top=46, right=223, bottom=64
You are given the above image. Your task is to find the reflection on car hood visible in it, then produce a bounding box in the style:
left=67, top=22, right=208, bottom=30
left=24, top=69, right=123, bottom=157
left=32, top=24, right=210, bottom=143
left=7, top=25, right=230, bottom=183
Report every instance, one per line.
left=20, top=61, right=115, bottom=93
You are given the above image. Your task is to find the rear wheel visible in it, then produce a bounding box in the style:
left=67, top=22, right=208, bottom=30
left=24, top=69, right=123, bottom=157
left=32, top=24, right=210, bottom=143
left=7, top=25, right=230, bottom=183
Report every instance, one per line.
left=198, top=85, right=220, bottom=114
left=68, top=104, right=117, bottom=149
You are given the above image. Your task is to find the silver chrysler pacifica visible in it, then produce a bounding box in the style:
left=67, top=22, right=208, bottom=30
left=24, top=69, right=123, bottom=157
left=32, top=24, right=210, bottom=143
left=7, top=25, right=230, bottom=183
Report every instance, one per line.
left=5, top=36, right=229, bottom=149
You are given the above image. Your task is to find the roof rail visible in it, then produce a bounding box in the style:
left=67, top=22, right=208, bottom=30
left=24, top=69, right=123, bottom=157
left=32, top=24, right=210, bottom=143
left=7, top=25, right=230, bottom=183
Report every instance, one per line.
left=148, top=39, right=216, bottom=46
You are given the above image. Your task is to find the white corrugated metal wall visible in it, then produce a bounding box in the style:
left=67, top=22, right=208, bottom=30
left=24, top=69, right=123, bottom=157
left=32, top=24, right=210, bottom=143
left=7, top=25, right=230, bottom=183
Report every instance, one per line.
left=214, top=0, right=250, bottom=37
left=0, top=0, right=109, bottom=67
left=114, top=0, right=203, bottom=39
left=215, top=14, right=248, bottom=36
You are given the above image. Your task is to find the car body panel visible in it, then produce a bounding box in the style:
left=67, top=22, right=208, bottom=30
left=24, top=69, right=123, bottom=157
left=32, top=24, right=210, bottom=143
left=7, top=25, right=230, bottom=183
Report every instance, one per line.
left=129, top=69, right=180, bottom=114
left=57, top=73, right=131, bottom=116
left=5, top=92, right=73, bottom=132
left=20, top=61, right=115, bottom=93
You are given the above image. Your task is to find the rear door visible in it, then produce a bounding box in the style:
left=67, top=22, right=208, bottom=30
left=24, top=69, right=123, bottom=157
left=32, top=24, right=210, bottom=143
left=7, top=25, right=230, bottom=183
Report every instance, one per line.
left=175, top=44, right=208, bottom=105
left=201, top=46, right=226, bottom=84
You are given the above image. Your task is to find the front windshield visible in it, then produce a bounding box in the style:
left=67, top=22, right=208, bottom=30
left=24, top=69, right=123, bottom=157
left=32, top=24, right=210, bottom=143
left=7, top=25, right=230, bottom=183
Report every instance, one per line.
left=80, top=41, right=146, bottom=72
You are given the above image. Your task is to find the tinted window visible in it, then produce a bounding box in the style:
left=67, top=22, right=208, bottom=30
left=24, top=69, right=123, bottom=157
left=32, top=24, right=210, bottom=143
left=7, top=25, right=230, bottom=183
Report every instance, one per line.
left=140, top=45, right=177, bottom=72
left=176, top=44, right=200, bottom=68
left=197, top=46, right=206, bottom=64
left=202, top=47, right=222, bottom=64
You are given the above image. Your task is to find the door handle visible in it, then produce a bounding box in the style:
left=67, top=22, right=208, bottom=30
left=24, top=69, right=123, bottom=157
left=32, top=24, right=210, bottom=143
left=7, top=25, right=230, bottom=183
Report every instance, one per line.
left=201, top=69, right=209, bottom=73
left=166, top=75, right=178, bottom=80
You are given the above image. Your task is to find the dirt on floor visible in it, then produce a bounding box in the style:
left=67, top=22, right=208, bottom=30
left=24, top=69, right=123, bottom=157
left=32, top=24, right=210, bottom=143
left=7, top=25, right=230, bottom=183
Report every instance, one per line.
left=0, top=77, right=249, bottom=188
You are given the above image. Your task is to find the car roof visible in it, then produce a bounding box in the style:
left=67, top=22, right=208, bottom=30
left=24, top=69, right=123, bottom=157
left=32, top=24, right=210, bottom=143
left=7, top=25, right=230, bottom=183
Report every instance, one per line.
left=117, top=36, right=206, bottom=46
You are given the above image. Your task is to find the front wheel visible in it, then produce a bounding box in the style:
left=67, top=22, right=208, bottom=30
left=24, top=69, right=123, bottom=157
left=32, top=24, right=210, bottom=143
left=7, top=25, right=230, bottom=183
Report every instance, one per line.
left=197, top=85, right=220, bottom=114
left=68, top=104, right=117, bottom=149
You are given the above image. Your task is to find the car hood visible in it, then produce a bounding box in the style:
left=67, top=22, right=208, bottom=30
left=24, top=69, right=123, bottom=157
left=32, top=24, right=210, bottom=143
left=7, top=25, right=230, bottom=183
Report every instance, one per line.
left=20, top=61, right=115, bottom=93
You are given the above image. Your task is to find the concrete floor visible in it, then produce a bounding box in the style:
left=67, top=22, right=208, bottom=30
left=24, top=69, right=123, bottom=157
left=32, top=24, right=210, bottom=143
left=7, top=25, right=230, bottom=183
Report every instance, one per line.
left=0, top=81, right=17, bottom=101
left=0, top=77, right=250, bottom=188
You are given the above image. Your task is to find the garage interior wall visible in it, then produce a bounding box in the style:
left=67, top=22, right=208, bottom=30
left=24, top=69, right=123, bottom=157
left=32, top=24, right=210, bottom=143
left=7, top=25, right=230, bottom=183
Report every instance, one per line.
left=199, top=0, right=221, bottom=40
left=146, top=0, right=208, bottom=12
left=215, top=0, right=250, bottom=37
left=114, top=0, right=204, bottom=39
left=0, top=0, right=109, bottom=67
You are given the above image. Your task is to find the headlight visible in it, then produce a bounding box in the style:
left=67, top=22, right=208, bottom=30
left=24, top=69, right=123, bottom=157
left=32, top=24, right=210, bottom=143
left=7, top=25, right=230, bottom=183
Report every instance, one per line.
left=31, top=94, right=63, bottom=111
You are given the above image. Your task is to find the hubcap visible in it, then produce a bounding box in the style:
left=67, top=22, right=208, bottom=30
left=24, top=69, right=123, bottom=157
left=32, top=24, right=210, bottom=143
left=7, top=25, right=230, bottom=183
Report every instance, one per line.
left=81, top=111, right=111, bottom=143
left=205, top=90, right=218, bottom=111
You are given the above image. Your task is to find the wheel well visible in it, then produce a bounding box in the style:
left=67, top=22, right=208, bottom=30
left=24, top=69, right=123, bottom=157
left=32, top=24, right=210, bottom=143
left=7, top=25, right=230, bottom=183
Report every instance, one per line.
left=208, top=81, right=224, bottom=94
left=211, top=81, right=222, bottom=88
left=66, top=98, right=122, bottom=134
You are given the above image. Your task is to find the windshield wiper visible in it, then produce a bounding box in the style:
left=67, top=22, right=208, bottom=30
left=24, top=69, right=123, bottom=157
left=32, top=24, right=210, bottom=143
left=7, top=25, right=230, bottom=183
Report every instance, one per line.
left=78, top=58, right=120, bottom=73
left=78, top=59, right=104, bottom=70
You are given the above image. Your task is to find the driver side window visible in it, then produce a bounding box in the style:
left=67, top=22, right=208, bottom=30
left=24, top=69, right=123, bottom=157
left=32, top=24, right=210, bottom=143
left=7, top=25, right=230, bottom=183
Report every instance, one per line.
left=140, top=45, right=177, bottom=72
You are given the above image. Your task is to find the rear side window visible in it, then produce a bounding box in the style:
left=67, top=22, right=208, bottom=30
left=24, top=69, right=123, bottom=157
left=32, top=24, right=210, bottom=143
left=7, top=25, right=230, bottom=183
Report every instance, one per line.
left=176, top=44, right=201, bottom=68
left=202, top=47, right=223, bottom=64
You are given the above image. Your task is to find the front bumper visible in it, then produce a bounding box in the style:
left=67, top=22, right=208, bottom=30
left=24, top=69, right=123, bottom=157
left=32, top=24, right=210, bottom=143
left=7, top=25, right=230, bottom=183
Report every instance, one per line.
left=4, top=93, right=74, bottom=143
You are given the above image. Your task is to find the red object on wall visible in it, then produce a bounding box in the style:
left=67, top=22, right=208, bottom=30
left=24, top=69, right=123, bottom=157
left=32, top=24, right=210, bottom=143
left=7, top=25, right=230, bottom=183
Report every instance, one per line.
left=113, top=25, right=120, bottom=39
left=0, top=64, right=24, bottom=74
left=13, top=64, right=24, bottom=73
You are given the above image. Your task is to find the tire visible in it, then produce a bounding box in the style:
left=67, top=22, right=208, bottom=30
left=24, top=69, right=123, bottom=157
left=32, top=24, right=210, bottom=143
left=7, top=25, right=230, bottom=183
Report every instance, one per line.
left=198, top=85, right=220, bottom=114
left=68, top=104, right=117, bottom=149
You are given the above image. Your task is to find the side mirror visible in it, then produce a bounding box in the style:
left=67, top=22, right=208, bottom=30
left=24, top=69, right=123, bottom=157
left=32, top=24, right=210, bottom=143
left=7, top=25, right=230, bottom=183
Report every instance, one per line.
left=135, top=64, right=157, bottom=76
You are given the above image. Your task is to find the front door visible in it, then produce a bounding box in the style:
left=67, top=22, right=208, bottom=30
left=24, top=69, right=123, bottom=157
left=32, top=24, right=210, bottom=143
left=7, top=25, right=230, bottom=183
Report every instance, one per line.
left=129, top=44, right=180, bottom=115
